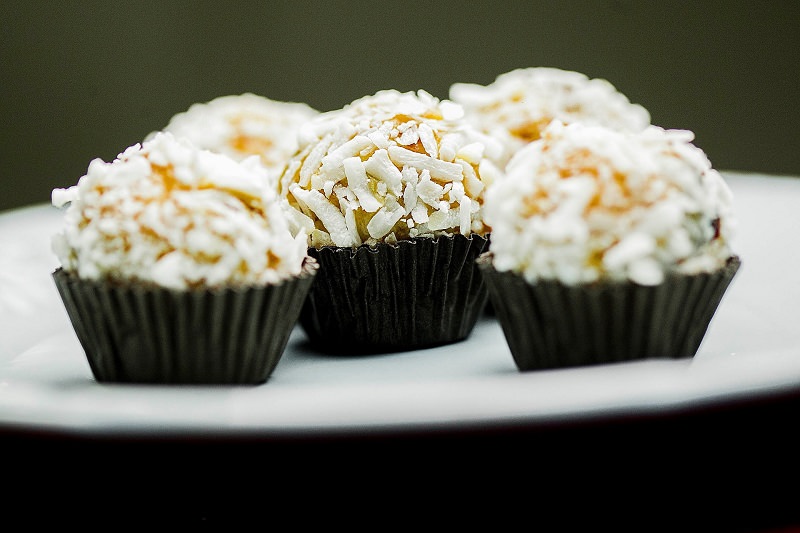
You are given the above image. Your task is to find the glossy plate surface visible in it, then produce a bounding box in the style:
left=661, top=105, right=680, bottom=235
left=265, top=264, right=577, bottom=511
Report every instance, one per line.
left=1, top=171, right=798, bottom=437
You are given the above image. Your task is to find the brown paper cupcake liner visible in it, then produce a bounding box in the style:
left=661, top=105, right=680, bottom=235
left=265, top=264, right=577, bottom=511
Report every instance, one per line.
left=52, top=259, right=318, bottom=384
left=477, top=254, right=741, bottom=371
left=300, top=233, right=490, bottom=354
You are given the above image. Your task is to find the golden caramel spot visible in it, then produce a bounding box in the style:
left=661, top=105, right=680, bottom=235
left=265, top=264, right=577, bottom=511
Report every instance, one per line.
left=195, top=251, right=222, bottom=264
left=421, top=110, right=443, bottom=121
left=389, top=115, right=436, bottom=155
left=231, top=134, right=274, bottom=159
left=367, top=177, right=380, bottom=196
left=121, top=234, right=132, bottom=253
left=509, top=118, right=553, bottom=143
left=285, top=192, right=302, bottom=213
left=560, top=149, right=600, bottom=179
left=358, top=146, right=379, bottom=162
left=98, top=204, right=118, bottom=218
left=520, top=188, right=549, bottom=218
left=402, top=139, right=428, bottom=155
left=328, top=191, right=342, bottom=211
left=551, top=148, right=674, bottom=218
left=353, top=208, right=371, bottom=238
left=151, top=163, right=180, bottom=196
left=394, top=223, right=411, bottom=240
left=228, top=114, right=274, bottom=159
left=266, top=250, right=282, bottom=270
left=140, top=225, right=162, bottom=242
left=586, top=248, right=605, bottom=270
left=392, top=114, right=416, bottom=124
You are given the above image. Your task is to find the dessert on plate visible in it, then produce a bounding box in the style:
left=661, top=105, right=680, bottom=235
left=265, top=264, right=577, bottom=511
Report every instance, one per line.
left=278, top=89, right=503, bottom=353
left=153, top=92, right=319, bottom=177
left=478, top=119, right=740, bottom=370
left=450, top=67, right=651, bottom=167
left=51, top=131, right=316, bottom=384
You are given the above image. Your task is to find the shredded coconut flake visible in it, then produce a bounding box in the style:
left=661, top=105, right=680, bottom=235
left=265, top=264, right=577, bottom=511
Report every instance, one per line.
left=150, top=93, right=318, bottom=178
left=450, top=67, right=651, bottom=167
left=278, top=89, right=501, bottom=248
left=51, top=132, right=308, bottom=289
left=484, top=120, right=736, bottom=285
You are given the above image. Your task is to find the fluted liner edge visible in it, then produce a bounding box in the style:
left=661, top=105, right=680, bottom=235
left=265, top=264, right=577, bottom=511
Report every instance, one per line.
left=52, top=259, right=318, bottom=384
left=477, top=254, right=741, bottom=371
left=300, top=234, right=490, bottom=354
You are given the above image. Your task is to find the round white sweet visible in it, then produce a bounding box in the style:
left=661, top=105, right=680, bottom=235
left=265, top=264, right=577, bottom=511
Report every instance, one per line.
left=51, top=132, right=308, bottom=290
left=484, top=120, right=736, bottom=286
left=279, top=89, right=504, bottom=248
left=450, top=67, right=651, bottom=166
left=156, top=93, right=318, bottom=176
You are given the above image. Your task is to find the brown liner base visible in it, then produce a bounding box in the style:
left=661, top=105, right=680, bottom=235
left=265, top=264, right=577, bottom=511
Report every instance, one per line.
left=52, top=260, right=318, bottom=384
left=300, top=233, right=490, bottom=354
left=477, top=254, right=741, bottom=371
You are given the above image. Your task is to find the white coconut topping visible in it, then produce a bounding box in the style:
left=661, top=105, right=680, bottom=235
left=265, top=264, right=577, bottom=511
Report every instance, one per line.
left=484, top=120, right=736, bottom=286
left=152, top=93, right=318, bottom=176
left=450, top=67, right=651, bottom=166
left=278, top=89, right=504, bottom=248
left=51, top=132, right=309, bottom=290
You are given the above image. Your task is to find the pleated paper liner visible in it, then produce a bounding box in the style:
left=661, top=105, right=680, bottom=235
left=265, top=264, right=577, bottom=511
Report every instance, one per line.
left=477, top=253, right=741, bottom=371
left=52, top=259, right=318, bottom=385
left=300, top=233, right=490, bottom=354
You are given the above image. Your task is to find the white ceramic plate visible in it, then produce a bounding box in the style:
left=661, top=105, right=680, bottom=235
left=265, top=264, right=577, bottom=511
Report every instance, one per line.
left=1, top=171, right=798, bottom=438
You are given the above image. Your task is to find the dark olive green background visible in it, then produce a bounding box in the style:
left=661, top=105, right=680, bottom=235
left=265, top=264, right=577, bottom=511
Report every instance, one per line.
left=2, top=1, right=798, bottom=213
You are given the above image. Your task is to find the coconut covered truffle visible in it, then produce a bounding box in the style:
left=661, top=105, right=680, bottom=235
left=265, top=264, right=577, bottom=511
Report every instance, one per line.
left=485, top=120, right=736, bottom=286
left=50, top=131, right=317, bottom=384
left=479, top=120, right=740, bottom=370
left=157, top=93, right=319, bottom=175
left=281, top=90, right=499, bottom=353
left=450, top=67, right=651, bottom=166
left=278, top=89, right=503, bottom=248
left=52, top=131, right=309, bottom=290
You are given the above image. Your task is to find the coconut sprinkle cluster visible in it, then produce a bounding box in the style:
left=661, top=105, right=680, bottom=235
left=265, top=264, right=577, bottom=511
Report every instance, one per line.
left=156, top=93, right=319, bottom=176
left=485, top=120, right=736, bottom=286
left=278, top=89, right=504, bottom=248
left=51, top=132, right=308, bottom=290
left=450, top=67, right=651, bottom=166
